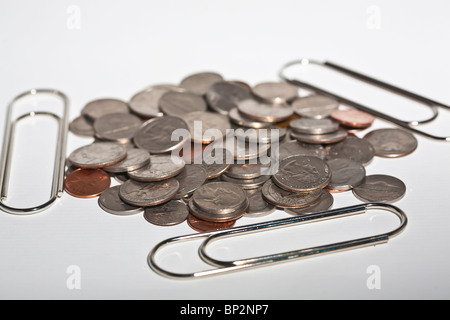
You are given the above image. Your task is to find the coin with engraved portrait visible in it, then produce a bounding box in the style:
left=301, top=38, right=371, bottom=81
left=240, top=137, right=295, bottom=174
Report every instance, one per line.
left=363, top=128, right=418, bottom=158
left=65, top=168, right=111, bottom=199
left=144, top=200, right=189, bottom=226
left=69, top=116, right=95, bottom=138
left=128, top=86, right=180, bottom=118
left=173, top=164, right=208, bottom=200
left=238, top=99, right=294, bottom=123
left=68, top=142, right=127, bottom=169
left=326, top=158, right=366, bottom=192
left=98, top=186, right=143, bottom=216
left=252, top=82, right=299, bottom=105
left=261, top=179, right=322, bottom=209
left=331, top=109, right=375, bottom=129
left=183, top=111, right=231, bottom=144
left=159, top=91, right=207, bottom=117
left=82, top=98, right=130, bottom=121
left=119, top=178, right=180, bottom=207
left=325, top=136, right=375, bottom=165
left=128, top=154, right=185, bottom=181
left=292, top=95, right=339, bottom=119
left=352, top=174, right=406, bottom=203
left=206, top=81, right=252, bottom=115
left=180, top=72, right=224, bottom=95
left=244, top=188, right=275, bottom=218
left=285, top=189, right=334, bottom=216
left=94, top=113, right=142, bottom=143
left=103, top=148, right=150, bottom=173
left=228, top=108, right=273, bottom=129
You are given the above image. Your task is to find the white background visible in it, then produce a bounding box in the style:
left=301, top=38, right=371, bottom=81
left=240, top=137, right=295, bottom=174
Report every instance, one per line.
left=1, top=0, right=450, bottom=300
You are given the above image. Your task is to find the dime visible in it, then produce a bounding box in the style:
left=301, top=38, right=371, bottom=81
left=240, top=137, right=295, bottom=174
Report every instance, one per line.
left=261, top=179, right=322, bottom=208
left=64, top=168, right=111, bottom=198
left=82, top=98, right=130, bottom=121
left=326, top=158, right=366, bottom=191
left=292, top=95, right=339, bottom=119
left=221, top=174, right=271, bottom=190
left=278, top=140, right=326, bottom=161
left=103, top=148, right=150, bottom=173
left=68, top=142, right=127, bottom=168
left=228, top=108, right=273, bottom=129
left=134, top=116, right=190, bottom=153
left=69, top=116, right=95, bottom=138
left=200, top=148, right=232, bottom=179
left=252, top=82, right=299, bottom=104
left=205, top=81, right=252, bottom=115
left=244, top=188, right=275, bottom=218
left=291, top=128, right=348, bottom=144
left=237, top=99, right=294, bottom=123
left=352, top=174, right=406, bottom=203
left=325, top=136, right=375, bottom=165
left=159, top=91, right=207, bottom=117
left=93, top=113, right=142, bottom=143
left=173, top=164, right=208, bottom=200
left=331, top=109, right=375, bottom=129
left=144, top=200, right=189, bottom=226
left=180, top=72, right=224, bottom=95
left=273, top=155, right=332, bottom=192
left=128, top=154, right=185, bottom=181
left=363, top=128, right=418, bottom=158
left=285, top=189, right=334, bottom=216
left=183, top=111, right=231, bottom=144
left=289, top=118, right=340, bottom=135
left=187, top=214, right=236, bottom=233
left=119, top=178, right=179, bottom=207
left=128, top=87, right=168, bottom=118
left=98, top=186, right=143, bottom=216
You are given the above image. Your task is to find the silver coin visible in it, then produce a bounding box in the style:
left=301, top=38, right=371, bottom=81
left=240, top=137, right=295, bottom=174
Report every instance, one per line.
left=205, top=81, right=252, bottom=115
left=226, top=162, right=270, bottom=180
left=273, top=155, right=331, bottom=192
left=221, top=174, right=271, bottom=190
left=183, top=111, right=231, bottom=144
left=228, top=108, right=273, bottom=129
left=82, top=98, right=130, bottom=121
left=112, top=172, right=129, bottom=184
left=128, top=87, right=168, bottom=118
left=278, top=140, right=326, bottom=161
left=180, top=72, right=224, bottom=95
left=237, top=99, right=294, bottom=123
left=352, top=174, right=406, bottom=203
left=173, top=164, right=208, bottom=200
left=363, top=128, right=418, bottom=158
left=93, top=113, right=142, bottom=143
left=69, top=116, right=95, bottom=138
left=291, top=128, right=348, bottom=144
left=233, top=138, right=271, bottom=161
left=292, top=95, right=339, bottom=119
left=103, top=148, right=150, bottom=173
left=244, top=188, right=275, bottom=218
left=144, top=200, right=189, bottom=226
left=159, top=91, right=207, bottom=117
left=68, top=142, right=127, bottom=169
left=326, top=158, right=366, bottom=191
left=290, top=118, right=340, bottom=135
left=325, top=136, right=375, bottom=165
left=234, top=126, right=287, bottom=144
left=252, top=82, right=299, bottom=104
left=201, top=148, right=232, bottom=179
left=119, top=178, right=179, bottom=207
left=98, top=186, right=143, bottom=216
left=134, top=116, right=190, bottom=154
left=261, top=179, right=322, bottom=209
left=285, top=189, right=334, bottom=216
left=128, top=154, right=185, bottom=181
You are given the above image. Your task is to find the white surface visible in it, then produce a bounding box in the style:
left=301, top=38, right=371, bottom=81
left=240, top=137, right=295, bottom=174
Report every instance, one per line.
left=1, top=0, right=450, bottom=300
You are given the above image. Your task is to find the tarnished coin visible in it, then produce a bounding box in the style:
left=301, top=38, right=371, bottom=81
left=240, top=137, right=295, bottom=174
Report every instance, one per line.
left=159, top=91, right=207, bottom=117
left=261, top=179, right=322, bottom=209
left=221, top=174, right=271, bottom=190
left=64, top=168, right=111, bottom=199
left=119, top=178, right=179, bottom=207
left=69, top=116, right=95, bottom=138
left=352, top=174, right=406, bottom=203
left=252, top=82, right=299, bottom=104
left=273, top=156, right=332, bottom=193
left=325, top=136, right=375, bottom=165
left=187, top=214, right=236, bottom=233
left=291, top=128, right=348, bottom=144
left=292, top=95, right=339, bottom=119
left=112, top=172, right=129, bottom=184
left=326, top=159, right=366, bottom=192
left=68, top=142, right=127, bottom=168
left=228, top=108, right=273, bottom=129
left=183, top=111, right=231, bottom=144
left=201, top=148, right=232, bottom=179
left=180, top=72, right=224, bottom=95
left=94, top=113, right=142, bottom=143
left=237, top=99, right=294, bottom=123
left=82, top=98, right=130, bottom=121
left=331, top=109, right=375, bottom=129
left=278, top=140, right=326, bottom=161
left=98, top=186, right=143, bottom=216
left=206, top=81, right=252, bottom=115
left=144, top=200, right=189, bottom=226
left=128, top=154, right=185, bottom=181
left=285, top=189, right=334, bottom=216
left=363, top=128, right=418, bottom=158
left=244, top=188, right=275, bottom=218
left=103, top=148, right=150, bottom=173
left=134, top=116, right=190, bottom=153
left=290, top=118, right=340, bottom=135
left=128, top=87, right=169, bottom=118
left=234, top=126, right=287, bottom=144
left=174, top=164, right=208, bottom=200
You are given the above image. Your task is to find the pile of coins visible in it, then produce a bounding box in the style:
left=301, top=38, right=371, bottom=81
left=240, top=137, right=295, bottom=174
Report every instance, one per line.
left=65, top=71, right=419, bottom=232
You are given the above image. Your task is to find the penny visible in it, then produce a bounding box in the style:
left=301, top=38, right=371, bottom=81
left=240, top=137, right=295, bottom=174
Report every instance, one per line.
left=292, top=95, right=339, bottom=119
left=238, top=99, right=294, bottom=123
left=326, top=159, right=366, bottom=191
left=159, top=91, right=207, bottom=117
left=221, top=174, right=271, bottom=190
left=278, top=140, right=326, bottom=161
left=363, top=128, right=418, bottom=158
left=228, top=108, right=273, bottom=129
left=261, top=179, right=322, bottom=209
left=173, top=164, right=208, bottom=200
left=285, top=189, right=334, bottom=216
left=128, top=87, right=168, bottom=118
left=144, top=200, right=189, bottom=226
left=273, top=155, right=332, bottom=193
left=180, top=72, right=224, bottom=95
left=200, top=148, right=232, bottom=179
left=103, top=148, right=150, bottom=173
left=205, top=81, right=252, bottom=115
left=183, top=111, right=231, bottom=144
left=352, top=174, right=406, bottom=203
left=290, top=128, right=348, bottom=144
left=119, top=178, right=180, bottom=207
left=252, top=82, right=299, bottom=104
left=244, top=188, right=275, bottom=218
left=93, top=113, right=142, bottom=143
left=331, top=109, right=375, bottom=129
left=128, top=154, right=185, bottom=182
left=68, top=142, right=127, bottom=169
left=69, top=116, right=95, bottom=138
left=64, top=168, right=111, bottom=198
left=134, top=116, right=190, bottom=153
left=82, top=98, right=130, bottom=121
left=325, top=136, right=375, bottom=165
left=187, top=214, right=236, bottom=233
left=98, top=186, right=143, bottom=216
left=234, top=126, right=287, bottom=144
left=290, top=118, right=340, bottom=135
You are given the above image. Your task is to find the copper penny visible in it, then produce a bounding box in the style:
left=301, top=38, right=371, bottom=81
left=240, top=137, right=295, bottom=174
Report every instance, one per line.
left=64, top=168, right=111, bottom=198
left=330, top=109, right=375, bottom=129
left=187, top=214, right=236, bottom=233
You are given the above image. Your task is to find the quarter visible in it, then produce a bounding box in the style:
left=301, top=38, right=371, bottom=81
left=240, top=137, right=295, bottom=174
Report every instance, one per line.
left=68, top=142, right=127, bottom=168
left=352, top=174, right=406, bottom=203
left=363, top=128, right=418, bottom=158
left=119, top=178, right=180, bottom=207
left=98, top=186, right=143, bottom=216
left=144, top=200, right=189, bottom=226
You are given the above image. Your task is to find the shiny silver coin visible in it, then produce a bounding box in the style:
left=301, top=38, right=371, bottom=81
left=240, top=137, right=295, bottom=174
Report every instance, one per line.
left=128, top=154, right=185, bottom=181
left=98, top=186, right=143, bottom=216
left=363, top=128, right=418, bottom=158
left=159, top=91, right=207, bottom=117
left=278, top=140, right=326, bottom=161
left=273, top=155, right=331, bottom=192
left=252, top=82, right=299, bottom=104
left=291, top=128, right=348, bottom=144
left=68, top=142, right=127, bottom=169
left=144, top=200, right=189, bottom=226
left=134, top=116, right=190, bottom=154
left=173, top=164, right=208, bottom=200
left=237, top=99, right=294, bottom=123
left=228, top=108, right=273, bottom=129
left=201, top=148, right=232, bottom=179
left=326, top=158, right=366, bottom=191
left=290, top=118, right=340, bottom=135
left=180, top=72, right=224, bottom=95
left=128, top=87, right=169, bottom=118
left=234, top=126, right=287, bottom=144
left=285, top=189, right=334, bottom=216
left=93, top=113, right=142, bottom=143
left=82, top=98, right=130, bottom=121
left=292, top=95, right=339, bottom=119
left=183, top=111, right=231, bottom=144
left=233, top=138, right=271, bottom=161
left=352, top=174, right=406, bottom=203
left=119, top=178, right=179, bottom=207
left=69, top=116, right=95, bottom=138
left=226, top=162, right=271, bottom=180
left=244, top=188, right=275, bottom=218
left=205, top=81, right=252, bottom=115
left=103, top=148, right=150, bottom=173
left=261, top=179, right=322, bottom=209
left=221, top=174, right=271, bottom=190
left=325, top=136, right=375, bottom=165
